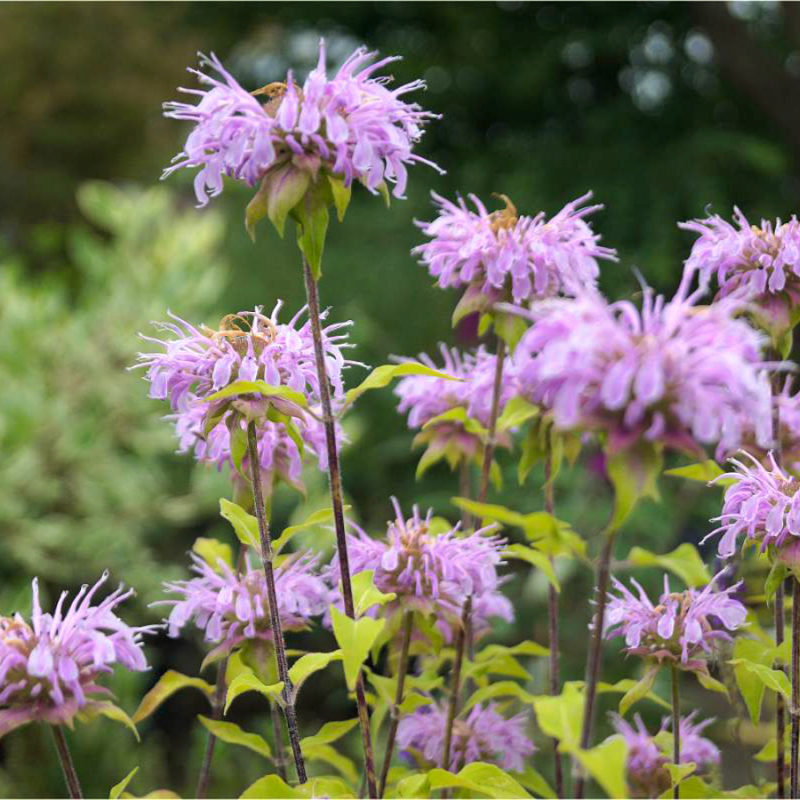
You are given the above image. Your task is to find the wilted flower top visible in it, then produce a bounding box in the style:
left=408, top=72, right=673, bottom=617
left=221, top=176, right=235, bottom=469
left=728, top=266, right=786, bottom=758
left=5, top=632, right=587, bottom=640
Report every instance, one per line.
left=513, top=285, right=772, bottom=456
left=159, top=552, right=328, bottom=660
left=172, top=398, right=330, bottom=492
left=703, top=450, right=800, bottom=560
left=137, top=302, right=359, bottom=413
left=681, top=207, right=800, bottom=303
left=0, top=574, right=155, bottom=737
left=328, top=498, right=506, bottom=620
left=604, top=573, right=746, bottom=670
left=612, top=712, right=720, bottom=799
left=397, top=701, right=535, bottom=772
left=164, top=42, right=441, bottom=207
left=414, top=191, right=617, bottom=303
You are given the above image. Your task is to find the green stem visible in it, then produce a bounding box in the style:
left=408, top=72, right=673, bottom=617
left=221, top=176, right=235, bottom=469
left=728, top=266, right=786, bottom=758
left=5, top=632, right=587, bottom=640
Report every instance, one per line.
left=270, top=701, right=289, bottom=782
left=441, top=597, right=471, bottom=773
left=671, top=665, right=681, bottom=800
left=51, top=726, right=83, bottom=799
left=195, top=659, right=228, bottom=798
left=791, top=577, right=800, bottom=799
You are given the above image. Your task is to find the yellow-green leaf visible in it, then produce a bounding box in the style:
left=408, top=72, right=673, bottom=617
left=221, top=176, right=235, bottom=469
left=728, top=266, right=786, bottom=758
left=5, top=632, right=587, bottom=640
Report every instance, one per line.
left=192, top=537, right=233, bottom=571
left=288, top=650, right=342, bottom=693
left=344, top=363, right=458, bottom=407
left=110, top=767, right=138, bottom=799
left=225, top=672, right=283, bottom=713
left=205, top=380, right=307, bottom=408
left=132, top=671, right=214, bottom=723
left=571, top=736, right=628, bottom=799
left=496, top=395, right=539, bottom=433
left=350, top=570, right=396, bottom=617
left=327, top=175, right=352, bottom=223
left=197, top=716, right=272, bottom=759
left=240, top=774, right=304, bottom=799
left=273, top=506, right=347, bottom=554
left=427, top=762, right=532, bottom=799
left=330, top=606, right=384, bottom=690
left=663, top=460, right=724, bottom=483
left=627, top=543, right=711, bottom=588
left=504, top=544, right=559, bottom=591
left=81, top=702, right=139, bottom=740
left=219, top=498, right=259, bottom=549
left=619, top=664, right=660, bottom=715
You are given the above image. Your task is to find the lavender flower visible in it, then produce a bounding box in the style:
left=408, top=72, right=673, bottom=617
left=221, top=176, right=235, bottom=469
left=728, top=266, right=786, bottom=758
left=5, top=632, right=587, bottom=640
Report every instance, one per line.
left=604, top=573, right=746, bottom=671
left=414, top=192, right=617, bottom=304
left=327, top=499, right=506, bottom=623
left=0, top=574, right=155, bottom=737
left=680, top=208, right=800, bottom=334
left=397, top=701, right=535, bottom=772
left=394, top=344, right=517, bottom=465
left=612, top=712, right=719, bottom=798
left=513, top=284, right=772, bottom=456
left=159, top=552, right=328, bottom=661
left=163, top=42, right=441, bottom=207
left=703, top=450, right=800, bottom=562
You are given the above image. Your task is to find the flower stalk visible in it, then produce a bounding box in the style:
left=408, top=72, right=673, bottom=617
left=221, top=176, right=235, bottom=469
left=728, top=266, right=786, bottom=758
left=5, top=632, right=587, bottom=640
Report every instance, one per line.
left=246, top=421, right=307, bottom=784
left=671, top=665, right=681, bottom=800
left=301, top=257, right=378, bottom=799
left=792, top=577, right=800, bottom=799
left=195, top=661, right=228, bottom=798
left=441, top=596, right=471, bottom=772
left=378, top=611, right=414, bottom=796
left=51, top=726, right=83, bottom=799
left=271, top=702, right=289, bottom=782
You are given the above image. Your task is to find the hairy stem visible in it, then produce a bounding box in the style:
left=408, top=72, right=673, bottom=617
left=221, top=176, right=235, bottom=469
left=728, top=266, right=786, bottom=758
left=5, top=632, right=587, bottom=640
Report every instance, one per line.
left=195, top=660, right=228, bottom=798
left=51, top=726, right=83, bottom=799
left=271, top=701, right=289, bottom=782
left=302, top=258, right=378, bottom=798
left=378, top=612, right=414, bottom=797
left=441, top=597, right=471, bottom=772
left=544, top=452, right=564, bottom=799
left=247, top=421, right=307, bottom=784
left=671, top=665, right=681, bottom=800
left=792, top=577, right=800, bottom=799
left=574, top=529, right=617, bottom=799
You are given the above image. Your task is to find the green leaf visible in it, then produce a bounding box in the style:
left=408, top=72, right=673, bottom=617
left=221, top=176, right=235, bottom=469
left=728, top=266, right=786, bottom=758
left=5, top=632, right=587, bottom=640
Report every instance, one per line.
left=422, top=406, right=488, bottom=438
left=427, top=762, right=532, bottom=799
left=350, top=570, right=396, bottom=617
left=259, top=162, right=311, bottom=239
left=241, top=774, right=305, bottom=799
left=496, top=395, right=539, bottom=433
left=192, top=537, right=234, bottom=571
left=303, top=742, right=358, bottom=783
left=463, top=680, right=537, bottom=711
left=110, top=767, right=138, bottom=799
left=398, top=693, right=433, bottom=713
left=204, top=380, right=308, bottom=409
left=627, top=543, right=711, bottom=588
left=531, top=684, right=583, bottom=746
left=766, top=561, right=789, bottom=605
left=606, top=442, right=662, bottom=530
left=729, top=658, right=791, bottom=701
left=300, top=718, right=359, bottom=750
left=330, top=605, right=384, bottom=690
left=132, top=671, right=214, bottom=723
left=515, top=766, right=557, bottom=799
left=396, top=774, right=431, bottom=799
left=658, top=776, right=716, bottom=799
left=665, top=762, right=697, bottom=789
left=308, top=777, right=356, bottom=800
left=81, top=702, right=139, bottom=740
left=663, top=461, right=724, bottom=483
left=327, top=174, right=352, bottom=223
left=696, top=672, right=729, bottom=695
left=344, top=363, right=459, bottom=407
left=273, top=506, right=346, bottom=554
left=219, top=498, right=259, bottom=549
left=504, top=544, right=559, bottom=591
left=595, top=679, right=671, bottom=711
left=619, top=664, right=660, bottom=715
left=225, top=672, right=283, bottom=713
left=229, top=422, right=249, bottom=478
left=295, top=199, right=329, bottom=280
left=571, top=737, right=628, bottom=799
left=493, top=311, right=528, bottom=351
left=288, top=650, right=343, bottom=694
left=475, top=641, right=550, bottom=660
left=198, top=716, right=272, bottom=759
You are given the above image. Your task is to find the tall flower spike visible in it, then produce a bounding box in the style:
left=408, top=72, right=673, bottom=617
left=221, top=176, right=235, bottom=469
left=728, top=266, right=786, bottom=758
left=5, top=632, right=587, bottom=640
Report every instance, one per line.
left=703, top=450, right=800, bottom=565
left=327, top=498, right=507, bottom=624
left=163, top=42, right=442, bottom=207
left=414, top=191, right=617, bottom=304
left=603, top=572, right=746, bottom=672
left=394, top=344, right=518, bottom=466
left=396, top=701, right=535, bottom=772
left=513, top=283, right=773, bottom=456
left=0, top=574, right=156, bottom=737
left=158, top=552, right=328, bottom=662
left=680, top=207, right=800, bottom=336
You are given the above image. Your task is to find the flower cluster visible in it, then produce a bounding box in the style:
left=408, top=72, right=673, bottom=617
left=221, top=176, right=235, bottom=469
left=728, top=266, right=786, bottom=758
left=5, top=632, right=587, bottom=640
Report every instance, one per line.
left=328, top=499, right=507, bottom=625
left=603, top=573, right=746, bottom=670
left=513, top=285, right=772, bottom=456
left=0, top=574, right=155, bottom=737
left=680, top=208, right=800, bottom=334
left=612, top=712, right=720, bottom=798
left=394, top=344, right=517, bottom=465
left=159, top=552, right=328, bottom=661
left=397, top=701, right=535, bottom=772
left=414, top=192, right=617, bottom=303
left=703, top=451, right=800, bottom=565
left=164, top=42, right=441, bottom=207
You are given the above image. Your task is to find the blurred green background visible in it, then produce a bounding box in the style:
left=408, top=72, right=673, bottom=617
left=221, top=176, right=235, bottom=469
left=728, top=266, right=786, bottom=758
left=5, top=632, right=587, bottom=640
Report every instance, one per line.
left=2, top=2, right=799, bottom=796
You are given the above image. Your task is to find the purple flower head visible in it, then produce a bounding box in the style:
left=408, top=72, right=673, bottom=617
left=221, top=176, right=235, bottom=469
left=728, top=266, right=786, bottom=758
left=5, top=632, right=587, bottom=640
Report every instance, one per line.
left=328, top=498, right=506, bottom=623
left=137, top=303, right=358, bottom=415
left=703, top=450, right=800, bottom=562
left=612, top=711, right=719, bottom=798
left=604, top=572, right=746, bottom=671
left=414, top=191, right=617, bottom=304
left=171, top=395, right=331, bottom=492
left=397, top=701, right=535, bottom=772
left=680, top=208, right=800, bottom=335
left=394, top=344, right=517, bottom=465
left=0, top=574, right=156, bottom=737
left=513, top=283, right=772, bottom=456
left=163, top=43, right=442, bottom=207
left=158, top=552, right=328, bottom=661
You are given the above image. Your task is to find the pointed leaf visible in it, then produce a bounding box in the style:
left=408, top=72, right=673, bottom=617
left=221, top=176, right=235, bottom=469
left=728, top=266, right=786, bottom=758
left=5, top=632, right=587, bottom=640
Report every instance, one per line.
left=192, top=537, right=233, bottom=571
left=427, top=763, right=532, bottom=799
left=219, top=498, right=259, bottom=549
left=330, top=606, right=384, bottom=690
left=300, top=718, right=359, bottom=750
left=289, top=650, right=342, bottom=693
left=627, top=544, right=711, bottom=588
left=81, top=702, right=139, bottom=740
left=606, top=442, right=662, bottom=530
left=327, top=175, right=352, bottom=222
left=344, top=363, right=459, bottom=407
left=132, top=671, right=214, bottom=723
left=350, top=570, right=397, bottom=617
left=464, top=681, right=537, bottom=712
left=241, top=774, right=304, bottom=799
left=663, top=461, right=724, bottom=483
left=273, top=506, right=347, bottom=554
left=728, top=658, right=790, bottom=700
left=110, top=767, right=138, bottom=799
left=571, top=737, right=628, bottom=799
left=205, top=380, right=308, bottom=408
left=197, top=715, right=272, bottom=759
left=225, top=672, right=283, bottom=713
left=496, top=395, right=539, bottom=433
left=296, top=201, right=329, bottom=280
left=504, top=544, right=559, bottom=590
left=619, top=664, right=660, bottom=716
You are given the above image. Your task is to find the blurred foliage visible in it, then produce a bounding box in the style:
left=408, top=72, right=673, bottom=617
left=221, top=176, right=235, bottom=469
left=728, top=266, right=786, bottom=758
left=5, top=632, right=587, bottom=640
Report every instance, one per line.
left=2, top=1, right=800, bottom=796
